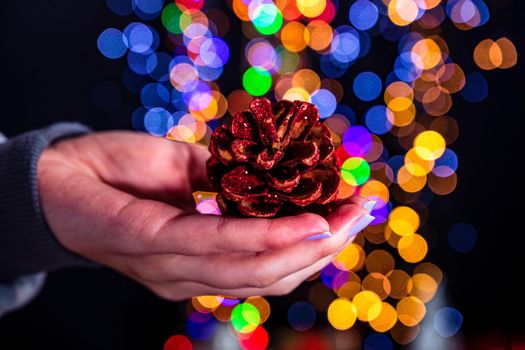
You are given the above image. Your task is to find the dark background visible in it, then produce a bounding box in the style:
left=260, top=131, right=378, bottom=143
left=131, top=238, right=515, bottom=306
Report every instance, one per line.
left=0, top=0, right=523, bottom=349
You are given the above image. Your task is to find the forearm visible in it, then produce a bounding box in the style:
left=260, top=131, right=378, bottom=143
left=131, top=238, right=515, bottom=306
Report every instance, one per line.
left=0, top=124, right=97, bottom=282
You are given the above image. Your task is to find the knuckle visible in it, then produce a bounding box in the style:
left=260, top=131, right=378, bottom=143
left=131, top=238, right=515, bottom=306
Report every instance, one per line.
left=263, top=231, right=288, bottom=250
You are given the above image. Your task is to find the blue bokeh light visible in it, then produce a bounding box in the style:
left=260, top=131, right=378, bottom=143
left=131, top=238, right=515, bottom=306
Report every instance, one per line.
left=288, top=302, right=317, bottom=332
left=433, top=149, right=458, bottom=177
left=144, top=107, right=174, bottom=136
left=433, top=307, right=463, bottom=338
left=353, top=71, right=382, bottom=102
left=124, top=22, right=154, bottom=54
left=365, top=105, right=393, bottom=134
left=461, top=72, right=488, bottom=103
left=448, top=223, right=477, bottom=253
left=364, top=333, right=393, bottom=350
left=349, top=0, right=379, bottom=30
left=311, top=89, right=337, bottom=119
left=107, top=0, right=133, bottom=16
left=97, top=28, right=128, bottom=59
left=140, top=83, right=170, bottom=109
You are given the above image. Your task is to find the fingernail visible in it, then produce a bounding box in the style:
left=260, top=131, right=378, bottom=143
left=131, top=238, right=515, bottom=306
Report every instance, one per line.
left=363, top=200, right=377, bottom=213
left=305, top=232, right=332, bottom=241
left=348, top=215, right=375, bottom=238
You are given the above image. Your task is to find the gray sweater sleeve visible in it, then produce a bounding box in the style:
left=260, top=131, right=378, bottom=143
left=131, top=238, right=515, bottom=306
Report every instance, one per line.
left=0, top=123, right=98, bottom=283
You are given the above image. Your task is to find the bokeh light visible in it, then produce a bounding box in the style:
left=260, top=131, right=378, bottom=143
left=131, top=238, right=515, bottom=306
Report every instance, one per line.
left=288, top=302, right=317, bottom=331
left=433, top=307, right=463, bottom=338
left=97, top=0, right=515, bottom=345
left=448, top=222, right=478, bottom=253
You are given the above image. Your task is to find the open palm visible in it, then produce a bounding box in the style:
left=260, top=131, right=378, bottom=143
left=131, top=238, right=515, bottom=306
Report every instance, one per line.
left=38, top=131, right=370, bottom=300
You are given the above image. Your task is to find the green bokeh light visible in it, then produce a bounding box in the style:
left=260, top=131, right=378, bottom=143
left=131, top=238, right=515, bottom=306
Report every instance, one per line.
left=162, top=3, right=183, bottom=34
left=231, top=303, right=261, bottom=333
left=341, top=157, right=371, bottom=186
left=243, top=66, right=272, bottom=96
left=253, top=6, right=283, bottom=35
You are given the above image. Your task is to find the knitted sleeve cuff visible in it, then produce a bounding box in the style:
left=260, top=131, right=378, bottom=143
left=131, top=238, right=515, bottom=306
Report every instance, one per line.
left=0, top=123, right=98, bottom=282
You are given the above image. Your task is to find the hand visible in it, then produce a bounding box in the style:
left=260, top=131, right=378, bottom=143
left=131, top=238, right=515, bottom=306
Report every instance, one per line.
left=38, top=131, right=371, bottom=300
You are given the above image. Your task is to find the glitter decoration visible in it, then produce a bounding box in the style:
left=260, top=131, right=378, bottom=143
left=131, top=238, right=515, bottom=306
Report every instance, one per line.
left=96, top=0, right=518, bottom=346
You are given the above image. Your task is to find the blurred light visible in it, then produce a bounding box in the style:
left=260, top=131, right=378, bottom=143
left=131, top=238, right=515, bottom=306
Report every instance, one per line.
left=144, top=107, right=174, bottom=136
left=328, top=298, right=358, bottom=330
left=107, top=0, right=133, bottom=16
left=342, top=157, right=371, bottom=186
left=124, top=22, right=155, bottom=54
left=288, top=302, right=317, bottom=331
left=97, top=28, right=128, bottom=59
left=448, top=223, right=477, bottom=253
left=353, top=72, right=382, bottom=102
left=311, top=89, right=337, bottom=119
left=238, top=326, right=269, bottom=350
left=349, top=0, right=379, bottom=30
left=353, top=290, right=383, bottom=321
left=398, top=234, right=428, bottom=263
left=461, top=72, right=488, bottom=102
left=296, top=0, right=327, bottom=18
left=163, top=335, right=192, bottom=350
left=231, top=303, right=261, bottom=334
left=243, top=66, right=272, bottom=96
left=433, top=307, right=463, bottom=337
left=388, top=206, right=420, bottom=236
left=364, top=332, right=394, bottom=349
left=396, top=296, right=426, bottom=327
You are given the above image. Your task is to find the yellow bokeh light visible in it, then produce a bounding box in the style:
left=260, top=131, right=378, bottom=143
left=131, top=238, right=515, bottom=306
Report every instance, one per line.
left=359, top=180, right=390, bottom=207
left=296, top=0, right=327, bottom=18
left=387, top=269, right=413, bottom=299
left=365, top=249, right=395, bottom=275
left=327, top=298, right=358, bottom=330
left=410, top=273, right=438, bottom=303
left=397, top=166, right=427, bottom=193
left=281, top=21, right=308, bottom=52
left=336, top=281, right=362, bottom=299
left=414, top=130, right=446, bottom=161
left=396, top=296, right=426, bottom=327
left=369, top=302, right=398, bottom=332
left=362, top=273, right=392, bottom=300
left=398, top=233, right=428, bottom=263
left=388, top=206, right=420, bottom=236
left=334, top=243, right=365, bottom=271
left=388, top=0, right=419, bottom=26
left=245, top=296, right=271, bottom=323
left=405, top=148, right=435, bottom=176
left=292, top=69, right=321, bottom=93
left=282, top=87, right=310, bottom=102
left=306, top=20, right=333, bottom=51
left=411, top=38, right=442, bottom=70
left=193, top=295, right=224, bottom=311
left=353, top=291, right=383, bottom=322
left=386, top=104, right=416, bottom=127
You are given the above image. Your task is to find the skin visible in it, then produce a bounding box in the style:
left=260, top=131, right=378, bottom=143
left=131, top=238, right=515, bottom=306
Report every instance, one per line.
left=37, top=131, right=369, bottom=301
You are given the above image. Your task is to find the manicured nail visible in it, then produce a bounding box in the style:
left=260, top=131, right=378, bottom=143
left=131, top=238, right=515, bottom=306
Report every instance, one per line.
left=348, top=215, right=375, bottom=238
left=363, top=200, right=377, bottom=213
left=305, top=232, right=332, bottom=241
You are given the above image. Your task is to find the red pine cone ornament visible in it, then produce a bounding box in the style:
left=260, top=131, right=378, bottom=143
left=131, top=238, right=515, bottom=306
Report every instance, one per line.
left=207, top=98, right=341, bottom=218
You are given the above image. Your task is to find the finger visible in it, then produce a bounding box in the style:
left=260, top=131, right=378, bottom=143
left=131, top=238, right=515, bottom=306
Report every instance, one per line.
left=145, top=279, right=267, bottom=301
left=142, top=203, right=368, bottom=289
left=335, top=195, right=370, bottom=208
left=185, top=142, right=214, bottom=192
left=151, top=212, right=331, bottom=255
